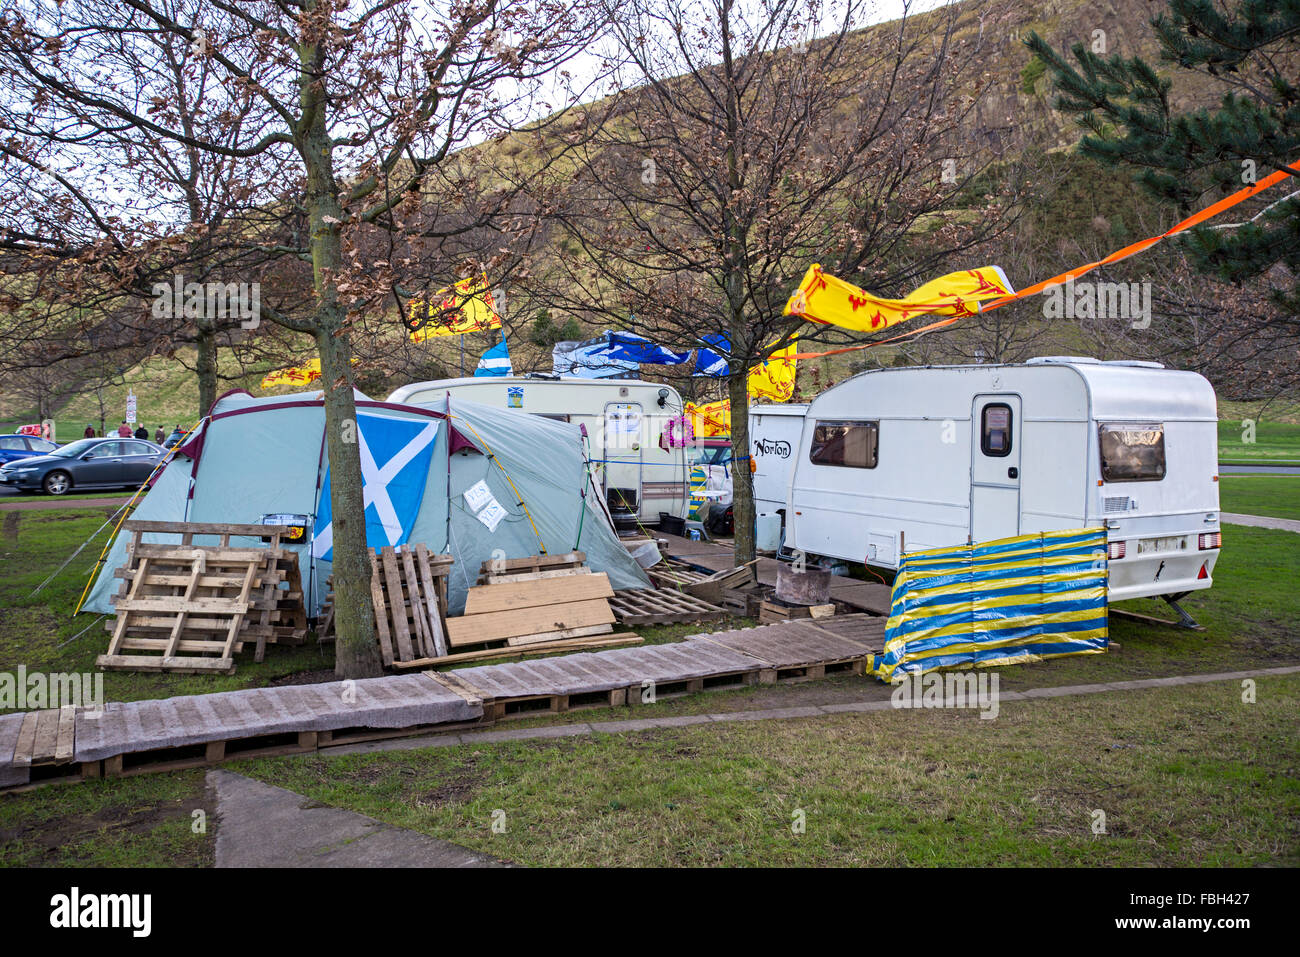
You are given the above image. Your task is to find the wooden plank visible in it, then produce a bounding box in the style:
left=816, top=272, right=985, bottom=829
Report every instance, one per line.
left=477, top=567, right=594, bottom=585
left=398, top=546, right=431, bottom=658
left=130, top=544, right=271, bottom=562
left=446, top=598, right=616, bottom=647
left=31, top=709, right=61, bottom=762
left=479, top=551, right=586, bottom=574
left=381, top=546, right=414, bottom=663
left=505, top=623, right=614, bottom=647
left=96, top=655, right=236, bottom=674
left=115, top=596, right=251, bottom=615
left=124, top=520, right=298, bottom=538
left=368, top=551, right=395, bottom=666
left=463, top=573, right=613, bottom=615
left=415, top=544, right=449, bottom=658
left=55, top=706, right=76, bottom=762
left=11, top=713, right=38, bottom=768
left=394, top=633, right=643, bottom=668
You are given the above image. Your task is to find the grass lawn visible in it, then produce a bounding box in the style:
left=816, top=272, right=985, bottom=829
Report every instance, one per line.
left=230, top=673, right=1300, bottom=867
left=0, top=507, right=335, bottom=708
left=0, top=770, right=213, bottom=867
left=1219, top=474, right=1300, bottom=521
left=1217, top=418, right=1300, bottom=466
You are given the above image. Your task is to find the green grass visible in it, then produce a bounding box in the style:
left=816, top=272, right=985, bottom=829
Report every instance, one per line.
left=0, top=507, right=335, bottom=711
left=0, top=770, right=213, bottom=867
left=233, top=673, right=1300, bottom=867
left=1219, top=475, right=1300, bottom=521
left=1217, top=418, right=1300, bottom=466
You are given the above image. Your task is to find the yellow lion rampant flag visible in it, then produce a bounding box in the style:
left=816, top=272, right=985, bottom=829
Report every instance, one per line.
left=407, top=274, right=501, bottom=341
left=261, top=358, right=321, bottom=389
left=783, top=264, right=1013, bottom=332
left=747, top=338, right=798, bottom=402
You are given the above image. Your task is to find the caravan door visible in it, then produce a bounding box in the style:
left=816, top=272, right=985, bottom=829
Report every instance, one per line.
left=602, top=401, right=644, bottom=527
left=970, top=394, right=1022, bottom=543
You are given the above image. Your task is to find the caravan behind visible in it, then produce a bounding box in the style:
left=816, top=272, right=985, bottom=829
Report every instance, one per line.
left=781, top=358, right=1221, bottom=603
left=387, top=376, right=690, bottom=528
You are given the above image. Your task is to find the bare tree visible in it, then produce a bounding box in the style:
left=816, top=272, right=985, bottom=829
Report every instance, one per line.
left=533, top=0, right=1021, bottom=561
left=0, top=0, right=603, bottom=677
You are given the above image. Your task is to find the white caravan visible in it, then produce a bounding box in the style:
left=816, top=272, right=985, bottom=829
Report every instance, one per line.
left=750, top=403, right=809, bottom=522
left=387, top=376, right=690, bottom=528
left=778, top=357, right=1222, bottom=607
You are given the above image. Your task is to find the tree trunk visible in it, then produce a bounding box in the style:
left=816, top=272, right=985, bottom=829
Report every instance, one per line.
left=196, top=317, right=218, bottom=418
left=299, top=22, right=382, bottom=680
left=727, top=371, right=756, bottom=564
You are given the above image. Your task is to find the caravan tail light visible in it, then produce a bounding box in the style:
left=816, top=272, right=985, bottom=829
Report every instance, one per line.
left=1107, top=540, right=1126, bottom=560
left=1198, top=532, right=1222, bottom=550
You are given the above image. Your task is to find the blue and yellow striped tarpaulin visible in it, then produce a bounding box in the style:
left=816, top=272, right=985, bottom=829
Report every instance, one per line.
left=870, top=527, right=1109, bottom=681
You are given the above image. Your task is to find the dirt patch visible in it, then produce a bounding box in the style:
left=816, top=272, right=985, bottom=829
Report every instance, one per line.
left=268, top=668, right=338, bottom=687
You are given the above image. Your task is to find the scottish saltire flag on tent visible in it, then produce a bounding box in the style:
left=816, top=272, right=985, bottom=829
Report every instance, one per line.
left=475, top=338, right=512, bottom=377
left=870, top=527, right=1109, bottom=681
left=694, top=334, right=730, bottom=377
left=312, top=413, right=440, bottom=562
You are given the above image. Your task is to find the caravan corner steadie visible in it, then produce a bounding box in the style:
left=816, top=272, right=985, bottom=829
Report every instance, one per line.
left=782, top=358, right=1221, bottom=602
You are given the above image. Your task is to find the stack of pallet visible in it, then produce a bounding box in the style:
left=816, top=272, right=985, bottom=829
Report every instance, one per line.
left=319, top=544, right=453, bottom=668
left=98, top=520, right=309, bottom=675
left=405, top=552, right=640, bottom=666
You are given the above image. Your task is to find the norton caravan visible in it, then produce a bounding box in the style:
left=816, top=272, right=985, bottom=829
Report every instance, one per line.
left=388, top=376, right=690, bottom=529
left=781, top=357, right=1222, bottom=605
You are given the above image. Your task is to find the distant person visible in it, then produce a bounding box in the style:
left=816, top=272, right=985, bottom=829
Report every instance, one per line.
left=84, top=424, right=95, bottom=438
left=133, top=424, right=148, bottom=440
left=116, top=420, right=132, bottom=438
left=154, top=426, right=165, bottom=444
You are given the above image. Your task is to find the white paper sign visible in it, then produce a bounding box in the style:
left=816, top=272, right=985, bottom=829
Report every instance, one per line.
left=476, top=499, right=507, bottom=533
left=463, top=479, right=493, bottom=513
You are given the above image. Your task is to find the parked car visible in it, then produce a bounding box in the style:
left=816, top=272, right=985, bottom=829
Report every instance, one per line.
left=0, top=433, right=59, bottom=465
left=0, top=437, right=165, bottom=495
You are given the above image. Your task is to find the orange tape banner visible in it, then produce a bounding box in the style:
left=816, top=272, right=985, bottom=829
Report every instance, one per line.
left=789, top=159, right=1300, bottom=360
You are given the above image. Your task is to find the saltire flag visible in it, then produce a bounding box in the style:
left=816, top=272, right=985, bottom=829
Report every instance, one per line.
left=747, top=337, right=798, bottom=402
left=694, top=333, right=730, bottom=377
left=602, top=331, right=691, bottom=365
left=552, top=334, right=639, bottom=378
left=407, top=274, right=501, bottom=341
left=261, top=358, right=321, bottom=389
left=311, top=413, right=440, bottom=562
left=783, top=264, right=1013, bottom=332
left=475, top=338, right=513, bottom=377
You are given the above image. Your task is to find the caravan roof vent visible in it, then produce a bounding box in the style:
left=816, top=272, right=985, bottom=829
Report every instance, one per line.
left=1026, top=356, right=1101, bottom=365
left=1103, top=360, right=1166, bottom=369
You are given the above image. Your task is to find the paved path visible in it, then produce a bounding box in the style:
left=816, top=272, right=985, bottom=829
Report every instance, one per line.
left=320, top=664, right=1300, bottom=759
left=209, top=769, right=509, bottom=868
left=1221, top=512, right=1300, bottom=533
left=1220, top=465, right=1300, bottom=474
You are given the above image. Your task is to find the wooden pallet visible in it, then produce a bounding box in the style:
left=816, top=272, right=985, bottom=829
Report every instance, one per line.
left=366, top=544, right=452, bottom=666
left=759, top=599, right=836, bottom=625
left=105, top=521, right=309, bottom=669
left=475, top=551, right=589, bottom=585
left=449, top=568, right=617, bottom=649
left=607, top=587, right=728, bottom=626
left=9, top=707, right=78, bottom=783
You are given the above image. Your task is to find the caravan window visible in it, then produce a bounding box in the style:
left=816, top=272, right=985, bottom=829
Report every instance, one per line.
left=1099, top=423, right=1166, bottom=482
left=810, top=421, right=878, bottom=469
left=980, top=403, right=1013, bottom=457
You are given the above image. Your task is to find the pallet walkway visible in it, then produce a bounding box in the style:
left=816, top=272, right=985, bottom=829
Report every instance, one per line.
left=0, top=616, right=886, bottom=790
